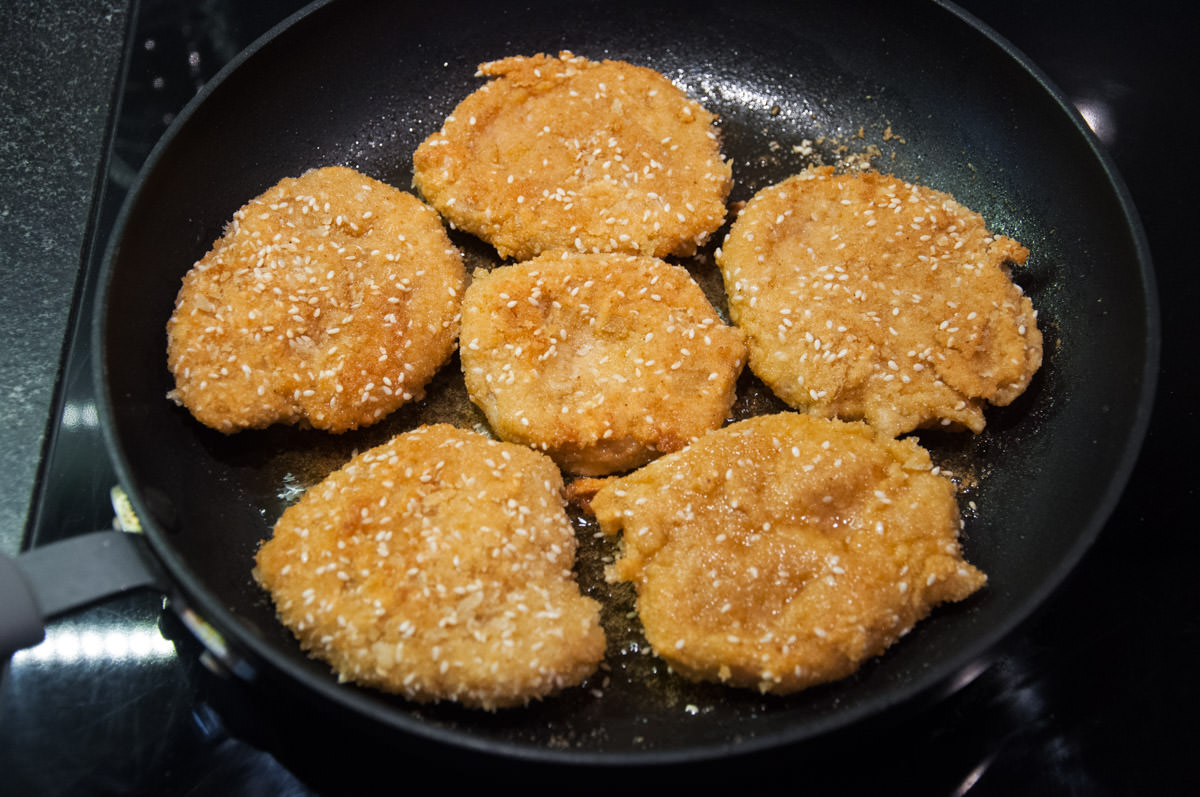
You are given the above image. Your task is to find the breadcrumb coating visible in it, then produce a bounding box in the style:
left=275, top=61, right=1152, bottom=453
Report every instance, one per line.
left=592, top=412, right=986, bottom=694
left=717, top=167, right=1042, bottom=437
left=254, top=424, right=606, bottom=710
left=460, top=252, right=746, bottom=475
left=413, top=51, right=732, bottom=261
left=167, top=166, right=465, bottom=433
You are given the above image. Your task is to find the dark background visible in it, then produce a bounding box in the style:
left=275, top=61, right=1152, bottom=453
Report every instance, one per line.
left=0, top=1, right=1195, bottom=793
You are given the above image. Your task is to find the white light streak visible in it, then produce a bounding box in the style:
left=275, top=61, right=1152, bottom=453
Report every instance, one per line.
left=12, top=625, right=175, bottom=665
left=1073, top=97, right=1117, bottom=146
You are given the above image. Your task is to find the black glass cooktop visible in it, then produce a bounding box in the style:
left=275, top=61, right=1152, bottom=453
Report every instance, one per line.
left=1, top=1, right=1193, bottom=794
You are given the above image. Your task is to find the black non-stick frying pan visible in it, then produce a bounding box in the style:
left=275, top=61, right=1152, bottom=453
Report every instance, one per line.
left=3, top=0, right=1157, bottom=767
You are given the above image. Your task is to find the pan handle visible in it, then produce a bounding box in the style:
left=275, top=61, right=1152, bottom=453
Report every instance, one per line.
left=0, top=531, right=166, bottom=660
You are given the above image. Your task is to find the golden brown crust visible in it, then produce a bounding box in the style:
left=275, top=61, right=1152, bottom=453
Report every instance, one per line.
left=459, top=252, right=747, bottom=475
left=166, top=166, right=465, bottom=433
left=253, top=424, right=606, bottom=710
left=591, top=412, right=986, bottom=694
left=716, top=167, right=1042, bottom=437
left=412, top=52, right=732, bottom=261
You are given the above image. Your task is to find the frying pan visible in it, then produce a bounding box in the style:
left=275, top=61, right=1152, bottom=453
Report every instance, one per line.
left=2, top=0, right=1156, bottom=768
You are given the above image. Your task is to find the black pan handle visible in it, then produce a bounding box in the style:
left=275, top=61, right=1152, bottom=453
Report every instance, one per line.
left=0, top=531, right=166, bottom=660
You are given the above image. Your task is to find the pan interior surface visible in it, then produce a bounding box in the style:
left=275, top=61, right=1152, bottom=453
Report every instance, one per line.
left=95, top=0, right=1156, bottom=762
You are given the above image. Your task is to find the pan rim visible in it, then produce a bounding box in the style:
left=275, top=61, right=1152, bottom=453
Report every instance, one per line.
left=91, top=0, right=1160, bottom=766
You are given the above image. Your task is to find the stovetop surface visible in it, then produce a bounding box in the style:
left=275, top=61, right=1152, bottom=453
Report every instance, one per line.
left=1, top=1, right=1194, bottom=794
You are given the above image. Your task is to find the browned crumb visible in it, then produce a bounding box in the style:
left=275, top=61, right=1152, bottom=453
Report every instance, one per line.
left=459, top=252, right=747, bottom=475
left=563, top=476, right=613, bottom=514
left=716, top=166, right=1042, bottom=437
left=253, top=424, right=606, bottom=710
left=591, top=412, right=986, bottom=694
left=166, top=166, right=466, bottom=433
left=412, top=51, right=732, bottom=261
